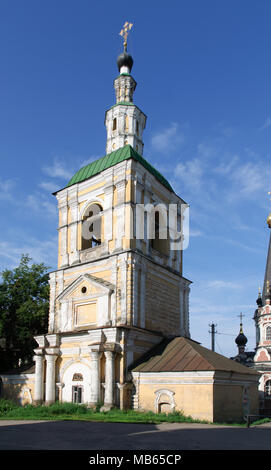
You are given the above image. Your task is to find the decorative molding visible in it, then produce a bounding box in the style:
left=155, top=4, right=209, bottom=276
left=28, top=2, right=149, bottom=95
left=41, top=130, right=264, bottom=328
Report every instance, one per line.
left=154, top=389, right=175, bottom=413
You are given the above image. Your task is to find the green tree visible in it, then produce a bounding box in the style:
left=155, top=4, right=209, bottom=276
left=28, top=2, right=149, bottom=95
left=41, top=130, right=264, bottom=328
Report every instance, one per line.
left=0, top=254, right=49, bottom=372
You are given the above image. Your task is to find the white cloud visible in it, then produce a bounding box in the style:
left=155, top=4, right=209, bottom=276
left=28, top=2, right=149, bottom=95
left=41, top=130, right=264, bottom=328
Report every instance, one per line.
left=189, top=229, right=203, bottom=237
left=259, top=117, right=271, bottom=131
left=42, top=159, right=73, bottom=180
left=204, top=280, right=242, bottom=290
left=25, top=194, right=57, bottom=217
left=175, top=158, right=204, bottom=189
left=79, top=156, right=98, bottom=168
left=213, top=155, right=239, bottom=175
left=230, top=162, right=269, bottom=196
left=151, top=122, right=184, bottom=152
left=0, top=178, right=16, bottom=200
left=0, top=236, right=58, bottom=271
left=197, top=142, right=216, bottom=159
left=39, top=181, right=59, bottom=193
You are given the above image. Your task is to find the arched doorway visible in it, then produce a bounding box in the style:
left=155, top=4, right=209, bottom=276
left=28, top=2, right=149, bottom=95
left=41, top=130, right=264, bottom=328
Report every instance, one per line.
left=61, top=361, right=91, bottom=404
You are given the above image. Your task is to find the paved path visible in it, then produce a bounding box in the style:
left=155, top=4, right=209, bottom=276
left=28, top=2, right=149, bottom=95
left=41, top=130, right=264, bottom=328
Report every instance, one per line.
left=0, top=420, right=271, bottom=450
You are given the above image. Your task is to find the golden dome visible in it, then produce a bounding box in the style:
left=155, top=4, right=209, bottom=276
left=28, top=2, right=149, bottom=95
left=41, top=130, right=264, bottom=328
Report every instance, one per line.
left=267, top=212, right=271, bottom=228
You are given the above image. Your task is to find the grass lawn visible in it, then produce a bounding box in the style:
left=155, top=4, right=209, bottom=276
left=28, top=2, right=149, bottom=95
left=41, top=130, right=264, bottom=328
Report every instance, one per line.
left=0, top=399, right=206, bottom=424
left=0, top=399, right=269, bottom=426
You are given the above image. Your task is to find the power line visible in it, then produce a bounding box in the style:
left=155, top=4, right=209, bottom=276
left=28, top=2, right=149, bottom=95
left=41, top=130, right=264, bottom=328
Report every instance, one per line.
left=215, top=338, right=224, bottom=356
left=216, top=332, right=254, bottom=339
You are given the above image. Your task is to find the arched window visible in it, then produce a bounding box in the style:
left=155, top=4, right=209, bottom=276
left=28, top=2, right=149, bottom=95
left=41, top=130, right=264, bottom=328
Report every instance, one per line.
left=266, top=326, right=271, bottom=341
left=112, top=118, right=117, bottom=131
left=265, top=380, right=271, bottom=397
left=81, top=203, right=102, bottom=250
left=72, top=373, right=83, bottom=381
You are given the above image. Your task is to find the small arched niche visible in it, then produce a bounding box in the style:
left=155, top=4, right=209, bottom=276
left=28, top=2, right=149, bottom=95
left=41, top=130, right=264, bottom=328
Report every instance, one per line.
left=154, top=389, right=175, bottom=414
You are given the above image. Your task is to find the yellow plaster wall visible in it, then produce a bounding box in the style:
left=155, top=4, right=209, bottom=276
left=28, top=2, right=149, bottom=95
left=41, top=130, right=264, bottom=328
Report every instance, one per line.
left=2, top=378, right=35, bottom=406
left=137, top=381, right=214, bottom=422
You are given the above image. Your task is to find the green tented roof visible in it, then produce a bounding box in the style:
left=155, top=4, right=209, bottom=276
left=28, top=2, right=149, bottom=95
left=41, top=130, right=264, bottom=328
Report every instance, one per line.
left=66, top=145, right=174, bottom=192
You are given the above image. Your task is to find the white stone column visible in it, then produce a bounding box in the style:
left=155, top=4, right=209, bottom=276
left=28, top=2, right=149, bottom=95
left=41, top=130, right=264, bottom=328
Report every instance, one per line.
left=45, top=354, right=58, bottom=405
left=102, top=350, right=115, bottom=410
left=89, top=350, right=101, bottom=405
left=33, top=353, right=44, bottom=404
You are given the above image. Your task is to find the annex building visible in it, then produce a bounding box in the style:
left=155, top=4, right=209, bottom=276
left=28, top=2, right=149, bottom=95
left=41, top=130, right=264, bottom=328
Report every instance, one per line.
left=1, top=26, right=259, bottom=423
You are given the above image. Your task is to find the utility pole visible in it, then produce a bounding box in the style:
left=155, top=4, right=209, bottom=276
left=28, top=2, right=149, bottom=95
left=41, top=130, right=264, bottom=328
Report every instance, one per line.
left=209, top=323, right=217, bottom=352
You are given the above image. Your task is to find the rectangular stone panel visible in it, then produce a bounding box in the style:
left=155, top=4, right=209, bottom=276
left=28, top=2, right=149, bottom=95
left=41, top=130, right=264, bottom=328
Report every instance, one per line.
left=75, top=302, right=97, bottom=326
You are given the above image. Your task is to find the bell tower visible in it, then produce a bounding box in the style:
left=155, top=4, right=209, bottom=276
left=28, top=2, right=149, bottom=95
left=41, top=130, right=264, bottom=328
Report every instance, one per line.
left=105, top=22, right=146, bottom=155
left=32, top=23, right=191, bottom=411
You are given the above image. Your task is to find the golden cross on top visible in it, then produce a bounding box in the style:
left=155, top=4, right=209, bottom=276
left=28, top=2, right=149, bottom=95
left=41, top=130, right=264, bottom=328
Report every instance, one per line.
left=119, top=21, right=133, bottom=51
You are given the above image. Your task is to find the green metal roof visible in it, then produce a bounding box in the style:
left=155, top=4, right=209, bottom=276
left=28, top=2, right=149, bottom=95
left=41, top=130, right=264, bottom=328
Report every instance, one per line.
left=66, top=145, right=174, bottom=192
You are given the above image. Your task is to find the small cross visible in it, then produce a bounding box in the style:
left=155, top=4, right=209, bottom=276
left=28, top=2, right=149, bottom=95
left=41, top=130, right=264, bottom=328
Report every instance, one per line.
left=238, top=312, right=245, bottom=323
left=119, top=22, right=133, bottom=51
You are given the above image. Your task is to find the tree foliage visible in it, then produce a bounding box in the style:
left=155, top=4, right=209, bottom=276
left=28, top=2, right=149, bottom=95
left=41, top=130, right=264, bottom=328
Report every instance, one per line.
left=0, top=254, right=49, bottom=372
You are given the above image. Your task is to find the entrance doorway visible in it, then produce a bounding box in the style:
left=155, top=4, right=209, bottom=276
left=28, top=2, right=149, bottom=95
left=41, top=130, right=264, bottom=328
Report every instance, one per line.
left=72, top=385, right=83, bottom=404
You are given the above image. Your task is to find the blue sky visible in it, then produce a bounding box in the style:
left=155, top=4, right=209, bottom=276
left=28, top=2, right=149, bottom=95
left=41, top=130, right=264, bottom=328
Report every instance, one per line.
left=1, top=0, right=271, bottom=357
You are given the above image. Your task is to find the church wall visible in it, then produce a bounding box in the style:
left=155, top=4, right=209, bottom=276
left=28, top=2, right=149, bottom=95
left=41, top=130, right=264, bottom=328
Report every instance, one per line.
left=132, top=371, right=214, bottom=422
left=1, top=374, right=35, bottom=406
left=213, top=373, right=259, bottom=423
left=144, top=267, right=181, bottom=335
left=133, top=370, right=259, bottom=423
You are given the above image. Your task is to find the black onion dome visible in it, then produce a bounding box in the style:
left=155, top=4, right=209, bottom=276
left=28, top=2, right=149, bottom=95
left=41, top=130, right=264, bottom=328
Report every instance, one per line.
left=256, top=295, right=263, bottom=307
left=235, top=331, right=248, bottom=347
left=117, top=51, right=133, bottom=72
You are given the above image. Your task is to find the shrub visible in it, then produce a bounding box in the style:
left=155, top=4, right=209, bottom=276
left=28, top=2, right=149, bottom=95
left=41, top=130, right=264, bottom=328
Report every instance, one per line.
left=0, top=399, right=17, bottom=414
left=46, top=402, right=89, bottom=415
